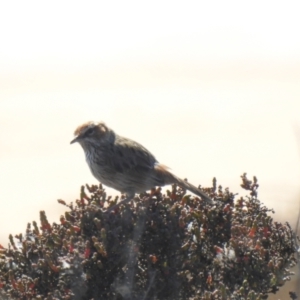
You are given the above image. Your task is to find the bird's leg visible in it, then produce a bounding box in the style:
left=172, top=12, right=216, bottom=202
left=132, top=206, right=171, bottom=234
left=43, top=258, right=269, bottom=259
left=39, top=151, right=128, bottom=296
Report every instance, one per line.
left=104, top=192, right=135, bottom=213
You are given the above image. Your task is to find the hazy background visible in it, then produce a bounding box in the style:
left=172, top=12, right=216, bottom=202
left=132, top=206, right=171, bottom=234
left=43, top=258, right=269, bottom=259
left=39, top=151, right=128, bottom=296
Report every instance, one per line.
left=0, top=1, right=300, bottom=295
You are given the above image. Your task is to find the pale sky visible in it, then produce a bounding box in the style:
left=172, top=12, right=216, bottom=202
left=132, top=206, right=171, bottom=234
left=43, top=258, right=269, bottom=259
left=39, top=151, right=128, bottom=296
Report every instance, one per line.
left=0, top=0, right=300, bottom=264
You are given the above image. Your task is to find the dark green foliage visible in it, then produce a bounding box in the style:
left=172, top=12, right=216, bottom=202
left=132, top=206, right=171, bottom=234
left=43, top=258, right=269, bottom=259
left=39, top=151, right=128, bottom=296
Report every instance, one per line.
left=0, top=174, right=298, bottom=299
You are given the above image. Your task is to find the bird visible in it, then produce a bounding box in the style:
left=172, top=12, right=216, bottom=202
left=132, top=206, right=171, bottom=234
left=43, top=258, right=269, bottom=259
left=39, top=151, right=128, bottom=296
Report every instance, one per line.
left=71, top=121, right=212, bottom=211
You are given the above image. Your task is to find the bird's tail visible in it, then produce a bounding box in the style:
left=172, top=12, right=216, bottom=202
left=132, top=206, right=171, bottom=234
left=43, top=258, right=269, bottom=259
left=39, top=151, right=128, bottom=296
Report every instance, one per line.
left=154, top=164, right=213, bottom=204
left=175, top=176, right=213, bottom=204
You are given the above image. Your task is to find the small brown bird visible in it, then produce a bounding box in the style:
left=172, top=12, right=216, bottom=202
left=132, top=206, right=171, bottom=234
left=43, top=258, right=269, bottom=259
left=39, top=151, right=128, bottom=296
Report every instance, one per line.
left=71, top=121, right=212, bottom=211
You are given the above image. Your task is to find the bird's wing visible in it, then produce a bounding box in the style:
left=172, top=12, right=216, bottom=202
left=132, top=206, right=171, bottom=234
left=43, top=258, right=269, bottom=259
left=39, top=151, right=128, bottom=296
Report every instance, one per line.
left=109, top=136, right=157, bottom=174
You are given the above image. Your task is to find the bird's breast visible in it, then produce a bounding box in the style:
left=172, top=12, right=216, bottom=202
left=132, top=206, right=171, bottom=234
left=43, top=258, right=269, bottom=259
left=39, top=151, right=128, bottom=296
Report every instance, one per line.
left=84, top=148, right=116, bottom=186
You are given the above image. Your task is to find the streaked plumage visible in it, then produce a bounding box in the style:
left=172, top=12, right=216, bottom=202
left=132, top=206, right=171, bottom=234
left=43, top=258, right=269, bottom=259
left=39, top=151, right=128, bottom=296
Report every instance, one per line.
left=71, top=121, right=212, bottom=207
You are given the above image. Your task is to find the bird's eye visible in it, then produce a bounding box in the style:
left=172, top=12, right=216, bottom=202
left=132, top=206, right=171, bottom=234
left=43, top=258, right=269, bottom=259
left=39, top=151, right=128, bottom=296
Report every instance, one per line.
left=85, top=127, right=95, bottom=136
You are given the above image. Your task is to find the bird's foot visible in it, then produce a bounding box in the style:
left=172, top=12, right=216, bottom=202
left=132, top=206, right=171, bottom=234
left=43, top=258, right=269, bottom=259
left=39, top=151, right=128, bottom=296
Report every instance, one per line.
left=104, top=195, right=134, bottom=213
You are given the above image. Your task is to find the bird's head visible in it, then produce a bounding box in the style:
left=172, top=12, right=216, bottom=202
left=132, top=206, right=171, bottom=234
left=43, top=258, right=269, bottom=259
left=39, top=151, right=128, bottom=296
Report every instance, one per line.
left=70, top=121, right=113, bottom=148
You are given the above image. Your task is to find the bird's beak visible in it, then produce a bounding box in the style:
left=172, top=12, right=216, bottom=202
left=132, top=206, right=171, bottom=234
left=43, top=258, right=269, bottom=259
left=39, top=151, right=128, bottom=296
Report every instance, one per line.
left=70, top=136, right=79, bottom=144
